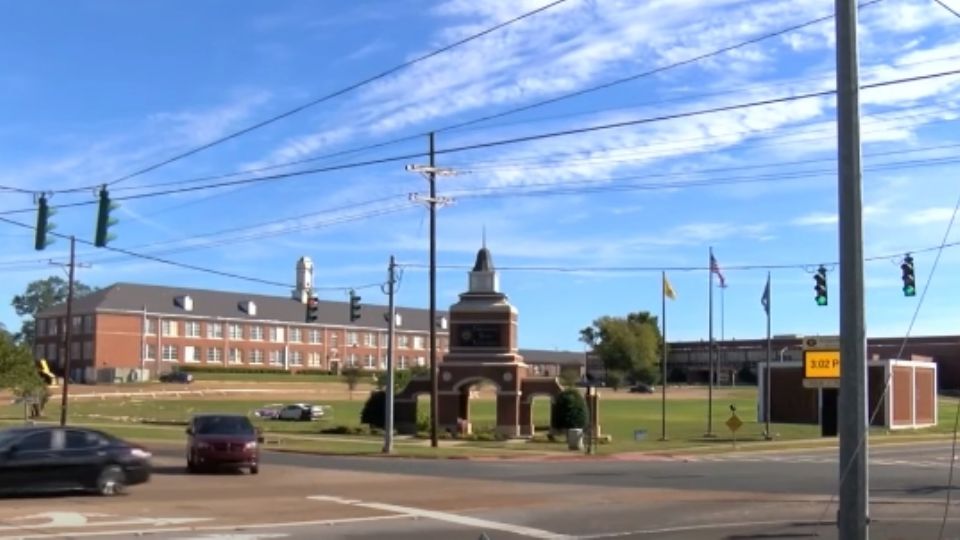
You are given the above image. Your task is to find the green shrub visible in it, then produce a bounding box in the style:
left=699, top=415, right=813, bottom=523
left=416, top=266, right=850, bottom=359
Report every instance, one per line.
left=551, top=389, right=587, bottom=431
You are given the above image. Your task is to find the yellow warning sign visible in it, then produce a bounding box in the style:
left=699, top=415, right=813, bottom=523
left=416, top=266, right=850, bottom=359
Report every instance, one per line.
left=804, top=350, right=840, bottom=378
left=726, top=414, right=743, bottom=433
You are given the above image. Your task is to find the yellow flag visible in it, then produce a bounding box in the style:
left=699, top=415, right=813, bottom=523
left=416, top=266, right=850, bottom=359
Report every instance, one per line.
left=663, top=274, right=677, bottom=300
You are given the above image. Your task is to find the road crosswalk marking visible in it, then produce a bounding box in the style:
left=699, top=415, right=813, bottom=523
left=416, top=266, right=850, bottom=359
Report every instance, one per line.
left=677, top=453, right=958, bottom=468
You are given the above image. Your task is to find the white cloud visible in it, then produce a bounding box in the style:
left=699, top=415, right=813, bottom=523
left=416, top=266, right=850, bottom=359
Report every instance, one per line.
left=793, top=212, right=837, bottom=227
left=903, top=206, right=958, bottom=225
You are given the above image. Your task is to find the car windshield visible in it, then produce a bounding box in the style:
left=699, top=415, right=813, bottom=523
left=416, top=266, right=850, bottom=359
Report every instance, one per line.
left=194, top=416, right=254, bottom=436
left=0, top=430, right=22, bottom=449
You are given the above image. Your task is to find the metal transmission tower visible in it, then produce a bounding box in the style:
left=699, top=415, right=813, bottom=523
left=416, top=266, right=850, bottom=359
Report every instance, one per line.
left=406, top=133, right=456, bottom=449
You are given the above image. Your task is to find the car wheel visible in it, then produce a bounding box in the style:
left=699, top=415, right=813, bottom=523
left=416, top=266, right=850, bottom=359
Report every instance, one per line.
left=96, top=465, right=126, bottom=496
left=250, top=464, right=259, bottom=475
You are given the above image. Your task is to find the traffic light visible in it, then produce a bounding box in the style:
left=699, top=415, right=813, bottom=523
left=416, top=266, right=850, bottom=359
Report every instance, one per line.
left=349, top=289, right=361, bottom=322
left=34, top=195, right=55, bottom=251
left=814, top=265, right=828, bottom=306
left=901, top=254, right=916, bottom=297
left=305, top=296, right=319, bottom=322
left=94, top=186, right=118, bottom=248
left=37, top=359, right=55, bottom=385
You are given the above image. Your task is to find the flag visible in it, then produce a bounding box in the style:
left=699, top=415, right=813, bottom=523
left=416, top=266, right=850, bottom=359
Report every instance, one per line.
left=663, top=274, right=677, bottom=300
left=761, top=273, right=771, bottom=315
left=710, top=253, right=726, bottom=287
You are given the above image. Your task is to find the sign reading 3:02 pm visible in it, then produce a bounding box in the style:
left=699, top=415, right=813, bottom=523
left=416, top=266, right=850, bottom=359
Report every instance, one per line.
left=804, top=350, right=840, bottom=378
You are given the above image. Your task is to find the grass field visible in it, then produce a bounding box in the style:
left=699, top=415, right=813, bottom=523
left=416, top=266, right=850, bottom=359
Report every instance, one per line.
left=3, top=387, right=957, bottom=455
left=186, top=371, right=345, bottom=383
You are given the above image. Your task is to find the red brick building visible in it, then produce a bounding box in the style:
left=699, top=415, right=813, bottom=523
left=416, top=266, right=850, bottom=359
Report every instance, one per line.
left=32, top=259, right=584, bottom=383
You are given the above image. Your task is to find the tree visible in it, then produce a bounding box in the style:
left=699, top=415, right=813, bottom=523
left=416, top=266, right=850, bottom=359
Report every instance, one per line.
left=604, top=370, right=625, bottom=391
left=341, top=367, right=362, bottom=400
left=551, top=389, right=587, bottom=431
left=0, top=334, right=46, bottom=416
left=579, top=311, right=662, bottom=384
left=11, top=276, right=96, bottom=345
left=360, top=390, right=387, bottom=429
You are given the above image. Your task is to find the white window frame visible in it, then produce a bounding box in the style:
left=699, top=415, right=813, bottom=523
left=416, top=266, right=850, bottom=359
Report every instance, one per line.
left=290, top=351, right=303, bottom=366
left=398, top=335, right=410, bottom=349
left=249, top=326, right=263, bottom=341
left=207, top=322, right=223, bottom=339
left=183, top=346, right=200, bottom=364
left=161, top=320, right=178, bottom=337
left=289, top=328, right=302, bottom=343
left=269, top=350, right=283, bottom=366
left=249, top=350, right=264, bottom=365
left=346, top=332, right=358, bottom=346
left=82, top=316, right=93, bottom=334
left=229, top=323, right=243, bottom=340
left=207, top=347, right=222, bottom=364
left=161, top=345, right=179, bottom=362
left=144, top=319, right=157, bottom=335
left=365, top=354, right=375, bottom=369
left=184, top=321, right=201, bottom=338
left=229, top=347, right=243, bottom=364
left=308, top=352, right=321, bottom=368
left=413, top=336, right=425, bottom=350
left=362, top=333, right=375, bottom=347
left=269, top=327, right=285, bottom=343
left=309, top=329, right=322, bottom=344
left=144, top=344, right=156, bottom=361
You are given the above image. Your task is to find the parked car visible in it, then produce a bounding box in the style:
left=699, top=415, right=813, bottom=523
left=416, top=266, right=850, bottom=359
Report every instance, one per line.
left=0, top=426, right=152, bottom=496
left=186, top=413, right=262, bottom=474
left=253, top=405, right=283, bottom=419
left=277, top=403, right=324, bottom=421
left=629, top=383, right=656, bottom=394
left=159, top=371, right=194, bottom=384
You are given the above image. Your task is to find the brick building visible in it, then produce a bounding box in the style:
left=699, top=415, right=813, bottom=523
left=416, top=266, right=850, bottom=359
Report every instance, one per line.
left=32, top=257, right=583, bottom=383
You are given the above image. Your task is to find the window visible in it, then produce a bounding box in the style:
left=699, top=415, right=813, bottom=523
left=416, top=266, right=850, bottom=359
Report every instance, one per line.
left=330, top=333, right=339, bottom=348
left=83, top=316, right=93, bottom=334
left=290, top=351, right=303, bottom=366
left=184, top=321, right=200, bottom=338
left=413, top=336, right=425, bottom=349
left=66, top=430, right=104, bottom=450
left=207, top=347, right=223, bottom=363
left=289, top=328, right=302, bottom=343
left=47, top=343, right=57, bottom=360
left=83, top=341, right=93, bottom=361
left=365, top=354, right=375, bottom=369
left=161, top=320, right=178, bottom=337
left=144, top=344, right=156, bottom=361
left=161, top=345, right=179, bottom=362
left=347, top=354, right=357, bottom=367
left=17, top=431, right=52, bottom=452
left=308, top=329, right=322, bottom=344
left=380, top=333, right=389, bottom=347
left=346, top=332, right=358, bottom=346
left=249, top=326, right=263, bottom=341
left=72, top=316, right=82, bottom=332
left=207, top=322, right=223, bottom=339
left=416, top=356, right=426, bottom=367
left=269, top=350, right=283, bottom=366
left=71, top=342, right=80, bottom=360
left=269, top=327, right=284, bottom=342
left=229, top=348, right=243, bottom=364
left=47, top=319, right=58, bottom=336
left=362, top=333, right=375, bottom=347
left=38, top=319, right=47, bottom=337
left=249, top=350, right=264, bottom=365
left=228, top=323, right=243, bottom=340
left=144, top=319, right=157, bottom=335
left=398, top=335, right=410, bottom=349
left=398, top=356, right=408, bottom=369
left=308, top=352, right=322, bottom=368
left=184, top=346, right=200, bottom=364
left=34, top=345, right=43, bottom=359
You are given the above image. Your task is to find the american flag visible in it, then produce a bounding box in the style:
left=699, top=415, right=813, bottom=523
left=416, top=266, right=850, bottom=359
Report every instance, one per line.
left=710, top=253, right=726, bottom=287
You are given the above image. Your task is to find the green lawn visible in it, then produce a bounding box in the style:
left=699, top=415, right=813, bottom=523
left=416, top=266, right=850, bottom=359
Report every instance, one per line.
left=187, top=371, right=345, bottom=383
left=3, top=388, right=957, bottom=456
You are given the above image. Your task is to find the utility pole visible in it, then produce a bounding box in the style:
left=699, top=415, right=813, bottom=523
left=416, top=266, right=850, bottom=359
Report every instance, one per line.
left=60, top=235, right=76, bottom=427
left=406, top=134, right=455, bottom=449
left=383, top=256, right=397, bottom=454
left=836, top=0, right=869, bottom=538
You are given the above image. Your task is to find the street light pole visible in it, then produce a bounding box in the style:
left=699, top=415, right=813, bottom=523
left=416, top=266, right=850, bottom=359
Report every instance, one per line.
left=59, top=235, right=76, bottom=427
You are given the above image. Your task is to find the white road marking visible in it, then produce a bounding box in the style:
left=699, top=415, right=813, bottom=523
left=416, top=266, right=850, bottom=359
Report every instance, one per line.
left=309, top=495, right=574, bottom=539
left=0, top=512, right=209, bottom=532
left=170, top=534, right=289, bottom=540
left=0, top=515, right=408, bottom=540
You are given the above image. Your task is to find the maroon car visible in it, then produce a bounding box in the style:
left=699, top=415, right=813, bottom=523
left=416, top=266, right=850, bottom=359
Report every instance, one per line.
left=186, top=414, right=262, bottom=474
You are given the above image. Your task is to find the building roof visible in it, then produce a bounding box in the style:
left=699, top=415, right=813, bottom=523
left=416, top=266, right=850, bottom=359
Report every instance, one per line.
left=36, top=282, right=448, bottom=332
left=520, top=349, right=584, bottom=366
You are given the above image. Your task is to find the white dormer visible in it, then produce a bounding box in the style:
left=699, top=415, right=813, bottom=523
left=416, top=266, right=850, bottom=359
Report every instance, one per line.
left=436, top=316, right=448, bottom=330
left=239, top=301, right=257, bottom=316
left=175, top=295, right=193, bottom=312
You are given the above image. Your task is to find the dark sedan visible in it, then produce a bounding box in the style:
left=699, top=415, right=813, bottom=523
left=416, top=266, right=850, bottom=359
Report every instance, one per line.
left=159, top=371, right=194, bottom=383
left=0, top=426, right=152, bottom=496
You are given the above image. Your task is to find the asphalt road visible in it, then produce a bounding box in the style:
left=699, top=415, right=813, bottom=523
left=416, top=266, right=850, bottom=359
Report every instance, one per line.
left=2, top=440, right=960, bottom=539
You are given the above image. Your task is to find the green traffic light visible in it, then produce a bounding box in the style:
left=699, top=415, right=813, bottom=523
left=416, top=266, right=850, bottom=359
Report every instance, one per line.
left=816, top=295, right=828, bottom=306
left=903, top=285, right=916, bottom=297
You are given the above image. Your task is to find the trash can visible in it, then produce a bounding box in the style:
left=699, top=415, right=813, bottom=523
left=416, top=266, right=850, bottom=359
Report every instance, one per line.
left=566, top=428, right=584, bottom=451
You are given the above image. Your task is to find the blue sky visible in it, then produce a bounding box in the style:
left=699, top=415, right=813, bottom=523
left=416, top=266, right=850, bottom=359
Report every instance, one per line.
left=1, top=0, right=959, bottom=351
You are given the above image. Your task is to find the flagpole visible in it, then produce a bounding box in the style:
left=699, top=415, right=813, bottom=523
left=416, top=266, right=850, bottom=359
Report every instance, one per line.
left=661, top=271, right=668, bottom=441
left=707, top=247, right=715, bottom=437
left=765, top=271, right=773, bottom=441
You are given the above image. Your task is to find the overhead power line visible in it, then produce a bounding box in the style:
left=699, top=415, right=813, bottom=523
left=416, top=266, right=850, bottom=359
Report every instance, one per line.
left=44, top=0, right=882, bottom=197
left=934, top=0, right=960, bottom=18
left=5, top=67, right=959, bottom=219
left=100, top=0, right=571, bottom=188
left=0, top=215, right=379, bottom=292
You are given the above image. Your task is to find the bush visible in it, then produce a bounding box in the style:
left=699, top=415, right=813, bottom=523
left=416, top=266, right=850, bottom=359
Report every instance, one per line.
left=605, top=370, right=625, bottom=391
left=318, top=425, right=368, bottom=435
left=551, top=389, right=587, bottom=431
left=360, top=390, right=386, bottom=429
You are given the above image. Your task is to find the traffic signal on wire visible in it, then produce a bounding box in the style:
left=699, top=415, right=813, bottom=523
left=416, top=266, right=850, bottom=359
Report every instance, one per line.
left=94, top=186, right=118, bottom=248
left=814, top=265, right=828, bottom=306
left=901, top=254, right=916, bottom=297
left=34, top=195, right=55, bottom=251
left=305, top=296, right=319, bottom=322
left=349, top=290, right=361, bottom=322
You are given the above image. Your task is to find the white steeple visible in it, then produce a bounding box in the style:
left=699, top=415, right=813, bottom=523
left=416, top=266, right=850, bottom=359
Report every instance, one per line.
left=293, top=256, right=314, bottom=303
